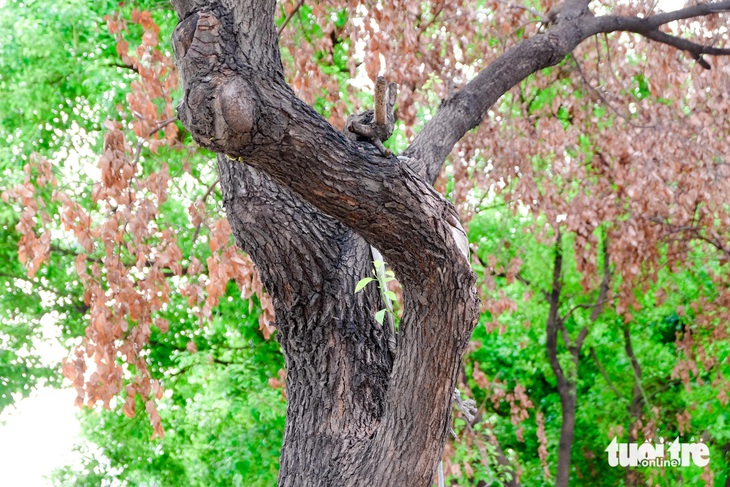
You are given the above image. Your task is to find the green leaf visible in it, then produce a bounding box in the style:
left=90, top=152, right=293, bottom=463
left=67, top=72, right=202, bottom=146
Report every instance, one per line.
left=355, top=277, right=375, bottom=293
left=384, top=290, right=397, bottom=301
left=374, top=309, right=386, bottom=325
left=333, top=9, right=348, bottom=28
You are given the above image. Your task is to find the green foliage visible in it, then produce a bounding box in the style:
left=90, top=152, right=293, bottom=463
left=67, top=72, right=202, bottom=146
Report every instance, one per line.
left=1, top=1, right=286, bottom=483
left=53, top=304, right=286, bottom=486
left=462, top=204, right=730, bottom=486
left=633, top=74, right=651, bottom=100
left=356, top=260, right=397, bottom=325
left=0, top=216, right=86, bottom=410
left=0, top=0, right=177, bottom=169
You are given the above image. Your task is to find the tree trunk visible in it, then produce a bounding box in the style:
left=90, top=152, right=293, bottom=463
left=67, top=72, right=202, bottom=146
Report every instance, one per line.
left=623, top=322, right=645, bottom=487
left=546, top=235, right=610, bottom=487
left=545, top=234, right=575, bottom=487
left=218, top=160, right=396, bottom=483
left=171, top=2, right=481, bottom=485
left=556, top=388, right=576, bottom=487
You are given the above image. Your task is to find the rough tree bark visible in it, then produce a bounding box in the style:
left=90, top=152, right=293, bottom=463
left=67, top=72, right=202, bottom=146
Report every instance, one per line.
left=168, top=1, right=730, bottom=485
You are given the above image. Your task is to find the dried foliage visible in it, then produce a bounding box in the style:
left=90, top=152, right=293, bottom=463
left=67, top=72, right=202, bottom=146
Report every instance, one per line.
left=3, top=10, right=274, bottom=438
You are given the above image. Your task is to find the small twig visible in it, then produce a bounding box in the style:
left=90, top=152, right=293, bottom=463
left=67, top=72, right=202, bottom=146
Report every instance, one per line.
left=594, top=35, right=601, bottom=83
left=603, top=33, right=636, bottom=100
left=278, top=0, right=305, bottom=36
left=0, top=272, right=81, bottom=302
left=650, top=218, right=730, bottom=258
left=559, top=297, right=609, bottom=325
left=505, top=19, right=544, bottom=44
left=570, top=53, right=655, bottom=129
left=469, top=247, right=536, bottom=289
left=623, top=322, right=653, bottom=412
left=573, top=325, right=589, bottom=354
left=598, top=3, right=730, bottom=69
left=644, top=1, right=730, bottom=29
left=646, top=0, right=660, bottom=18
left=639, top=29, right=730, bottom=68
left=50, top=244, right=104, bottom=263
left=111, top=61, right=139, bottom=73
left=131, top=117, right=179, bottom=167
left=191, top=177, right=221, bottom=246
left=557, top=319, right=572, bottom=350
left=201, top=176, right=221, bottom=203
left=150, top=116, right=178, bottom=136
left=590, top=239, right=611, bottom=322
left=589, top=346, right=625, bottom=401
left=417, top=0, right=446, bottom=34
left=495, top=0, right=547, bottom=22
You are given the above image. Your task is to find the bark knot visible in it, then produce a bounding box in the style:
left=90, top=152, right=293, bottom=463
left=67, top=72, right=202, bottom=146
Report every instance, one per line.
left=218, top=77, right=257, bottom=140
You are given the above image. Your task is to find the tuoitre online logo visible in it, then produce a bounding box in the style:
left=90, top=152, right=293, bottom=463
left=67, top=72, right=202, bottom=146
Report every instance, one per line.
left=605, top=437, right=710, bottom=467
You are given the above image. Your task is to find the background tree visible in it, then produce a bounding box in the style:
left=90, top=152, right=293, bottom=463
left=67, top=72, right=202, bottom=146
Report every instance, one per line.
left=1, top=0, right=730, bottom=486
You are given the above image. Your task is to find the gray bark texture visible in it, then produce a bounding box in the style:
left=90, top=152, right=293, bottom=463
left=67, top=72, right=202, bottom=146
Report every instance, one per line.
left=169, top=1, right=730, bottom=485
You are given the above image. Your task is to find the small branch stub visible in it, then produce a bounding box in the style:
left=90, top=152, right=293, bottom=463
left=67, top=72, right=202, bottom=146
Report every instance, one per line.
left=345, top=76, right=398, bottom=157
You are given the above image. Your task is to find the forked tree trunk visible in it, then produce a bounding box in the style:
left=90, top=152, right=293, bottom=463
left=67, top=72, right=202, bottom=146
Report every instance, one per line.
left=168, top=0, right=728, bottom=484
left=546, top=236, right=609, bottom=487
left=171, top=2, right=480, bottom=485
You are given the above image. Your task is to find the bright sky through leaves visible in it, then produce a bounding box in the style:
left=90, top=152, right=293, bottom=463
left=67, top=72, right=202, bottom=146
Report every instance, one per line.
left=0, top=389, right=80, bottom=487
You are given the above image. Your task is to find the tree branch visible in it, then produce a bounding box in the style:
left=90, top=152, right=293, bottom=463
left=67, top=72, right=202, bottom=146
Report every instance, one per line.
left=642, top=1, right=730, bottom=28
left=557, top=318, right=572, bottom=350
left=190, top=176, right=220, bottom=246
left=586, top=5, right=730, bottom=68
left=569, top=53, right=655, bottom=129
left=417, top=1, right=446, bottom=34
left=495, top=0, right=547, bottom=22
left=546, top=233, right=568, bottom=391
left=589, top=346, right=624, bottom=401
left=0, top=272, right=88, bottom=313
left=132, top=117, right=178, bottom=167
left=404, top=1, right=730, bottom=182
left=623, top=322, right=652, bottom=412
left=573, top=326, right=589, bottom=356
left=651, top=218, right=730, bottom=259
left=469, top=247, right=535, bottom=289
left=589, top=238, right=611, bottom=322
left=277, top=0, right=305, bottom=36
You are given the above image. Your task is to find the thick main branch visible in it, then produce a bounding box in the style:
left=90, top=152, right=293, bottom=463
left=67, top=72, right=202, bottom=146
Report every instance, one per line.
left=405, top=1, right=730, bottom=182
